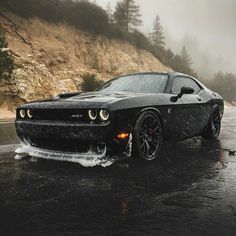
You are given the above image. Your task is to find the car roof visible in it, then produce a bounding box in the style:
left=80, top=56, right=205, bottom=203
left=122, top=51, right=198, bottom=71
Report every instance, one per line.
left=116, top=71, right=193, bottom=78
left=116, top=72, right=169, bottom=77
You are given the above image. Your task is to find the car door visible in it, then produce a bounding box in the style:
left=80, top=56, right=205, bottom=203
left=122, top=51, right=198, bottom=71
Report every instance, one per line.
left=170, top=76, right=204, bottom=138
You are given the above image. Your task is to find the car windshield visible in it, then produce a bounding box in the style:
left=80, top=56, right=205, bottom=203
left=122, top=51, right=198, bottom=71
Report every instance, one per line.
left=99, top=74, right=168, bottom=93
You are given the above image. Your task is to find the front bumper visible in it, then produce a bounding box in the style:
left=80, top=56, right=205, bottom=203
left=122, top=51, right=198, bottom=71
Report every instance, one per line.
left=15, top=142, right=114, bottom=167
left=15, top=119, right=132, bottom=161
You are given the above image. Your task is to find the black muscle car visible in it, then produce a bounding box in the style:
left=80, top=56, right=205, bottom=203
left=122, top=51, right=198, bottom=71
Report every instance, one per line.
left=15, top=72, right=224, bottom=162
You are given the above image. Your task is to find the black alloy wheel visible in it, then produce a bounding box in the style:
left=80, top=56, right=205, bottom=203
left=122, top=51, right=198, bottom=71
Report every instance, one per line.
left=211, top=108, right=221, bottom=137
left=202, top=106, right=221, bottom=139
left=133, top=111, right=162, bottom=160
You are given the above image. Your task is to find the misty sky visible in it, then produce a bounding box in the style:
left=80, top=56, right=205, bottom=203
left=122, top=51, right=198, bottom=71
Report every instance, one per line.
left=95, top=0, right=236, bottom=76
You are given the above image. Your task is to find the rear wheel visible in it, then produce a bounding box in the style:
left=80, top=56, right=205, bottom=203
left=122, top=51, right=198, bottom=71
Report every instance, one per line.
left=133, top=111, right=162, bottom=160
left=202, top=106, right=221, bottom=139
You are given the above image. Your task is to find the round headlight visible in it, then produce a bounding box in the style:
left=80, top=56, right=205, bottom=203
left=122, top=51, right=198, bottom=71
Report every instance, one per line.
left=88, top=110, right=97, bottom=120
left=99, top=110, right=110, bottom=121
left=19, top=109, right=26, bottom=118
left=27, top=109, right=33, bottom=119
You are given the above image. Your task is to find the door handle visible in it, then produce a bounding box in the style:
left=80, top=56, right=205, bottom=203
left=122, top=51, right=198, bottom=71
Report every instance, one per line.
left=197, top=97, right=202, bottom=101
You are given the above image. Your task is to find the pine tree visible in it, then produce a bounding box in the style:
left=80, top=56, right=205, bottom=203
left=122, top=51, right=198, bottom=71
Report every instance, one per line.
left=150, top=15, right=165, bottom=48
left=106, top=2, right=114, bottom=24
left=0, top=26, right=14, bottom=81
left=169, top=46, right=197, bottom=77
left=113, top=0, right=142, bottom=32
left=113, top=2, right=126, bottom=31
left=180, top=46, right=192, bottom=68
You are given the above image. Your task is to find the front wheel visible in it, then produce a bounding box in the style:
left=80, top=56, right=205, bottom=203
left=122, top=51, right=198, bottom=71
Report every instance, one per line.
left=202, top=106, right=221, bottom=139
left=133, top=111, right=162, bottom=161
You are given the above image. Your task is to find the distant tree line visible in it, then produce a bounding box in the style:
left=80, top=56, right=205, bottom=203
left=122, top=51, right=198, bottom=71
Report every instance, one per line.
left=207, top=72, right=236, bottom=102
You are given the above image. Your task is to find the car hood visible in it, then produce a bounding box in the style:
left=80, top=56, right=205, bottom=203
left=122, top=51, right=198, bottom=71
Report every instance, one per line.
left=19, top=92, right=153, bottom=109
left=66, top=91, right=133, bottom=103
left=18, top=91, right=169, bottom=111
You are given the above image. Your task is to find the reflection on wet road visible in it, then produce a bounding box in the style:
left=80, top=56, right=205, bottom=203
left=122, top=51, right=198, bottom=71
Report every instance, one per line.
left=0, top=108, right=236, bottom=235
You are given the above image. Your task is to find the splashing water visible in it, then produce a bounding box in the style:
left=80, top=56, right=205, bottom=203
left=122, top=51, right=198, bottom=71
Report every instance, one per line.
left=15, top=143, right=115, bottom=167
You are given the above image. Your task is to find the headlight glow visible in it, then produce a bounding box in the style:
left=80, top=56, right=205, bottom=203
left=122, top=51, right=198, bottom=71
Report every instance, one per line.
left=27, top=109, right=33, bottom=118
left=99, top=110, right=110, bottom=121
left=19, top=109, right=26, bottom=118
left=88, top=110, right=97, bottom=120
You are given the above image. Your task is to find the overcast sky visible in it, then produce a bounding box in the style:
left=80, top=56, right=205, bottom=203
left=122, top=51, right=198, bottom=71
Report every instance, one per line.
left=95, top=0, right=236, bottom=76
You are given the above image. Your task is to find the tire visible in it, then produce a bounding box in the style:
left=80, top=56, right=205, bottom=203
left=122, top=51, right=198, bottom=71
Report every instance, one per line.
left=202, top=106, right=221, bottom=139
left=133, top=111, right=162, bottom=161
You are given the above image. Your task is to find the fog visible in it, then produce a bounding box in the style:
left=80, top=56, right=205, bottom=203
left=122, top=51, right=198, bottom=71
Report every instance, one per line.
left=96, top=0, right=236, bottom=78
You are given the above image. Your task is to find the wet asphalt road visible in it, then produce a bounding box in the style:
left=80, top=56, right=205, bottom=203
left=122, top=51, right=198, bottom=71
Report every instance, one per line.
left=0, top=108, right=236, bottom=236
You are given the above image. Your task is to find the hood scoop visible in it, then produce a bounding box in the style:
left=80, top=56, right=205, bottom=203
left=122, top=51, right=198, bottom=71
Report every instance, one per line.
left=66, top=92, right=129, bottom=102
left=57, top=92, right=82, bottom=99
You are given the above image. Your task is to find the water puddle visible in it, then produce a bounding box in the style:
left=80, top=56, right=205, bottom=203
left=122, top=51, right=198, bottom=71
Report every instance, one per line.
left=0, top=144, right=20, bottom=154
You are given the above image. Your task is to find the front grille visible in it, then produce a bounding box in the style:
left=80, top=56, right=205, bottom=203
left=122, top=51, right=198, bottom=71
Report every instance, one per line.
left=26, top=137, right=105, bottom=153
left=28, top=109, right=89, bottom=122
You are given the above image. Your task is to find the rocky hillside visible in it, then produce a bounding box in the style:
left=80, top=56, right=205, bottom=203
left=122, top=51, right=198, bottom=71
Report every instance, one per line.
left=0, top=11, right=171, bottom=119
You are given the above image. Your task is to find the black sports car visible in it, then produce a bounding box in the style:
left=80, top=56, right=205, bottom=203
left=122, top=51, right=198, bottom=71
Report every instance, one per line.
left=15, top=72, right=224, bottom=162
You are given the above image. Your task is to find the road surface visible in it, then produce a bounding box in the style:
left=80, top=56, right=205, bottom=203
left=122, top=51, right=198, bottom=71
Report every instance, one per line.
left=0, top=108, right=236, bottom=235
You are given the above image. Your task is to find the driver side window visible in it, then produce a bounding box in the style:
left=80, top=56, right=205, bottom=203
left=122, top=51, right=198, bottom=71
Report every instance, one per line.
left=172, top=77, right=201, bottom=94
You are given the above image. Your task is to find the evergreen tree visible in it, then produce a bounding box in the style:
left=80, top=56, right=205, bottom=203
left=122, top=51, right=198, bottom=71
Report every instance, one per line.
left=165, top=48, right=174, bottom=61
left=113, top=0, right=142, bottom=32
left=106, top=2, right=114, bottom=24
left=113, top=1, right=126, bottom=31
left=150, top=15, right=165, bottom=48
left=176, top=46, right=193, bottom=75
left=180, top=46, right=192, bottom=68
left=168, top=46, right=197, bottom=77
left=169, top=55, right=183, bottom=73
left=0, top=26, right=14, bottom=81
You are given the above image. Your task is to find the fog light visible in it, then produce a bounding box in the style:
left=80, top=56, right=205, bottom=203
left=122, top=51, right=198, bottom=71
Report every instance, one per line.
left=27, top=109, right=33, bottom=118
left=99, top=110, right=110, bottom=121
left=19, top=109, right=26, bottom=118
left=117, top=133, right=129, bottom=139
left=88, top=110, right=97, bottom=120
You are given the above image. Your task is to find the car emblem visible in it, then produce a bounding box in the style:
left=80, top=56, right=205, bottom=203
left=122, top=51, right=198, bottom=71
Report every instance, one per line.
left=71, top=114, right=83, bottom=119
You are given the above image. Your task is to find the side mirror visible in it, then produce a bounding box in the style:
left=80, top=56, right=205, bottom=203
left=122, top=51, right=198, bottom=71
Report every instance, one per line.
left=180, top=87, right=194, bottom=96
left=170, top=87, right=194, bottom=102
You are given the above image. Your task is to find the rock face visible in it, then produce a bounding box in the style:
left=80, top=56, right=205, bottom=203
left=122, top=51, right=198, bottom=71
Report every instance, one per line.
left=0, top=11, right=171, bottom=118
